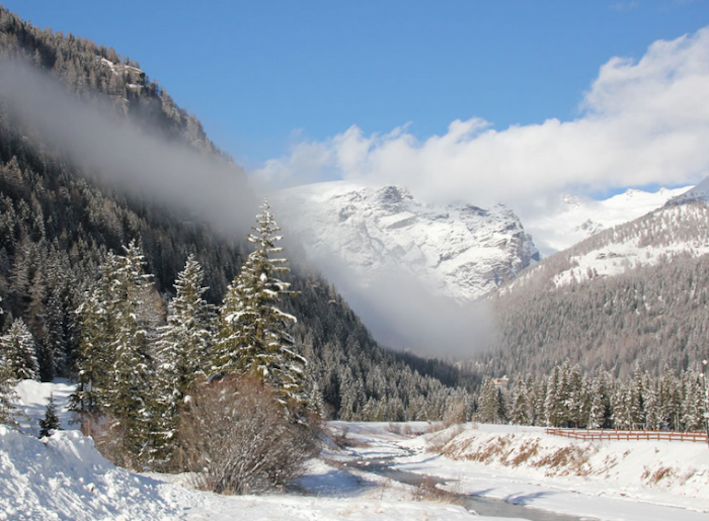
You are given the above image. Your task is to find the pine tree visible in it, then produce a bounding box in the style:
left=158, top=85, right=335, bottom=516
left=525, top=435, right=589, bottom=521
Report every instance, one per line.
left=71, top=253, right=120, bottom=432
left=478, top=376, right=503, bottom=424
left=39, top=393, right=61, bottom=438
left=587, top=376, right=605, bottom=429
left=0, top=318, right=39, bottom=380
left=154, top=255, right=214, bottom=465
left=157, top=255, right=213, bottom=397
left=630, top=366, right=646, bottom=430
left=680, top=371, right=703, bottom=432
left=106, top=240, right=159, bottom=467
left=545, top=366, right=562, bottom=427
left=0, top=345, right=16, bottom=424
left=214, top=199, right=306, bottom=407
left=509, top=379, right=530, bottom=425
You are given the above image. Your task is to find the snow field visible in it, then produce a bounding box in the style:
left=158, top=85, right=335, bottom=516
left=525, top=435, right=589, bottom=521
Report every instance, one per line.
left=394, top=423, right=709, bottom=520
left=1, top=384, right=507, bottom=520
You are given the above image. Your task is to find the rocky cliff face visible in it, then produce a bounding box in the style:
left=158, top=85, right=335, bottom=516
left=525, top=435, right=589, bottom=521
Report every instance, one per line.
left=275, top=181, right=539, bottom=302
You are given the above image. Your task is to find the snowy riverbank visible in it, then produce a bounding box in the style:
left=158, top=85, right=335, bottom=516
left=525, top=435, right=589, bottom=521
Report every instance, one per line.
left=3, top=381, right=709, bottom=520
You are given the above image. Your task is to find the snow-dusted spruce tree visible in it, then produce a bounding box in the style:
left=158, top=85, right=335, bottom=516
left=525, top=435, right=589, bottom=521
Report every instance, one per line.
left=477, top=377, right=504, bottom=424
left=214, top=199, right=306, bottom=408
left=106, top=240, right=160, bottom=468
left=38, top=392, right=60, bottom=438
left=157, top=254, right=213, bottom=398
left=71, top=252, right=121, bottom=433
left=0, top=300, right=15, bottom=425
left=509, top=379, right=530, bottom=425
left=0, top=318, right=39, bottom=381
left=0, top=305, right=17, bottom=424
left=587, top=377, right=606, bottom=429
left=154, top=254, right=214, bottom=465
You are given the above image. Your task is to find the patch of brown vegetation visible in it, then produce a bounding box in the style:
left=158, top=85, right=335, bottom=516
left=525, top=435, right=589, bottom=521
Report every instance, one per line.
left=410, top=476, right=467, bottom=506
left=427, top=425, right=464, bottom=453
left=506, top=439, right=541, bottom=466
left=327, top=425, right=371, bottom=449
left=531, top=445, right=591, bottom=476
left=642, top=466, right=674, bottom=484
left=458, top=435, right=513, bottom=464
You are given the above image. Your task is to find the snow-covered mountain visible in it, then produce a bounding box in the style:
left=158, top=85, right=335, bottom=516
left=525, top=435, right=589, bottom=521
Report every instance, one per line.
left=482, top=188, right=709, bottom=377
left=525, top=186, right=693, bottom=256
left=505, top=193, right=709, bottom=293
left=667, top=177, right=709, bottom=205
left=274, top=181, right=539, bottom=302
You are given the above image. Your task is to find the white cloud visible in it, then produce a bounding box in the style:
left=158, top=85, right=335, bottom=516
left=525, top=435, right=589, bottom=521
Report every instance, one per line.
left=254, top=27, right=709, bottom=214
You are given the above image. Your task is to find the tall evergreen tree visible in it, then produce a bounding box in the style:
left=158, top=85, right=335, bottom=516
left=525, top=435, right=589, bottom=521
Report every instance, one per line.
left=0, top=317, right=39, bottom=380
left=509, top=379, right=530, bottom=425
left=106, top=240, right=159, bottom=467
left=0, top=303, right=16, bottom=423
left=154, top=254, right=214, bottom=465
left=71, top=253, right=120, bottom=431
left=214, top=199, right=306, bottom=406
left=478, top=376, right=504, bottom=424
left=157, top=255, right=213, bottom=395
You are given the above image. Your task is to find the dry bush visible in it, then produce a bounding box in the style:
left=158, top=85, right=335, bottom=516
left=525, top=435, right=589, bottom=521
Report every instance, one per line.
left=506, top=439, right=541, bottom=466
left=642, top=466, right=675, bottom=484
left=386, top=422, right=419, bottom=436
left=531, top=445, right=591, bottom=476
left=427, top=424, right=464, bottom=453
left=326, top=424, right=370, bottom=448
left=464, top=436, right=510, bottom=463
left=387, top=422, right=403, bottom=435
left=178, top=375, right=319, bottom=495
left=410, top=476, right=466, bottom=506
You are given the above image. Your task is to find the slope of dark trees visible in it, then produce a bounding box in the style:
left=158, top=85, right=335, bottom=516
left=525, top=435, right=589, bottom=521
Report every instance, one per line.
left=472, top=205, right=709, bottom=379
left=0, top=7, right=474, bottom=419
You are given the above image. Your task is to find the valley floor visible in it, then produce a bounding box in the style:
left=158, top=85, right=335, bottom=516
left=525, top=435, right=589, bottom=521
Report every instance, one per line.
left=3, top=381, right=709, bottom=521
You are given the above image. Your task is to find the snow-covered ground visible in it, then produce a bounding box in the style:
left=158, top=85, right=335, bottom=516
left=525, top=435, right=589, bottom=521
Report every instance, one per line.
left=395, top=423, right=709, bottom=521
left=3, top=382, right=709, bottom=520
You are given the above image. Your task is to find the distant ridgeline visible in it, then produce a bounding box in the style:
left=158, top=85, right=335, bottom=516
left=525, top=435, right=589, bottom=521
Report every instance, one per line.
left=0, top=7, right=475, bottom=421
left=470, top=201, right=709, bottom=379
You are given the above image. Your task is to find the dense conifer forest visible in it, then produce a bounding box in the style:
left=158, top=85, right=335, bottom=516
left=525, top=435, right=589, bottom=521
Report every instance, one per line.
left=473, top=208, right=709, bottom=379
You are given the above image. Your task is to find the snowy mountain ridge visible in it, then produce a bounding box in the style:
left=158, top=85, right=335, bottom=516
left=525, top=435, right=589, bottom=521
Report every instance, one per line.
left=274, top=181, right=539, bottom=302
left=504, top=199, right=709, bottom=293
left=525, top=186, right=693, bottom=256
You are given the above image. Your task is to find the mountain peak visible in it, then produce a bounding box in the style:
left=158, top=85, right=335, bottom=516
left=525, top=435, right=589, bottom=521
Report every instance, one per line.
left=275, top=181, right=538, bottom=303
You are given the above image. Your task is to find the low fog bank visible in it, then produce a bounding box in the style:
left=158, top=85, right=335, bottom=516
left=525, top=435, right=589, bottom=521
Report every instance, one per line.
left=300, top=244, right=495, bottom=360
left=0, top=59, right=256, bottom=238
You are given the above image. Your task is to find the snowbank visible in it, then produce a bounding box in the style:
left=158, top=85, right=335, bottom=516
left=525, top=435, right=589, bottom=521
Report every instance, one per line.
left=399, top=423, right=709, bottom=516
left=0, top=425, right=199, bottom=521
left=428, top=425, right=709, bottom=498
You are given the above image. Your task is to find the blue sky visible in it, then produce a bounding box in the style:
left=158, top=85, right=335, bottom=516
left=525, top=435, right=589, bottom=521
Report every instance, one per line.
left=6, top=1, right=709, bottom=203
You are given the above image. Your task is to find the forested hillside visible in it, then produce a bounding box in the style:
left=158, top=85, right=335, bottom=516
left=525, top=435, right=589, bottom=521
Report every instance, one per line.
left=472, top=203, right=709, bottom=378
left=0, top=7, right=473, bottom=421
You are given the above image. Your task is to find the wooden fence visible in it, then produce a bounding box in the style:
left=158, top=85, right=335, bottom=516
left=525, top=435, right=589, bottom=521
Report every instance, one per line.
left=545, top=427, right=708, bottom=443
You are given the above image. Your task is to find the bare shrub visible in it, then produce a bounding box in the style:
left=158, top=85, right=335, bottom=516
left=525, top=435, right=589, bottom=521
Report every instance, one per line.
left=326, top=424, right=370, bottom=448
left=506, top=439, right=541, bottom=466
left=178, top=375, right=319, bottom=495
left=387, top=422, right=402, bottom=435
left=642, top=466, right=675, bottom=484
left=531, top=445, right=591, bottom=476
left=410, top=476, right=466, bottom=506
left=427, top=424, right=464, bottom=453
